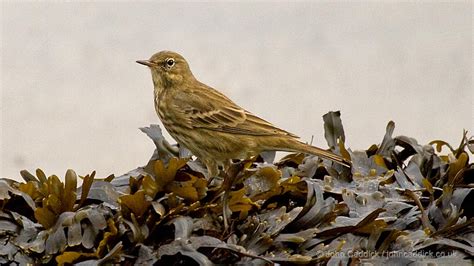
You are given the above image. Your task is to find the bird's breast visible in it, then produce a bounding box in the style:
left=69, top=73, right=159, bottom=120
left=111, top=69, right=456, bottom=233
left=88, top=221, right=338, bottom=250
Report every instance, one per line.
left=154, top=87, right=168, bottom=120
left=154, top=89, right=186, bottom=132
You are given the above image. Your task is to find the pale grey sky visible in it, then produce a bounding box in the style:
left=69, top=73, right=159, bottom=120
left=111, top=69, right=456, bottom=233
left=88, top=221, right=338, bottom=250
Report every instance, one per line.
left=1, top=2, right=472, bottom=179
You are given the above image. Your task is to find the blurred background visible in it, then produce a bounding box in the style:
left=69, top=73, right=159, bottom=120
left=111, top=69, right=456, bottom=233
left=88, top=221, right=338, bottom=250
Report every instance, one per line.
left=1, top=2, right=472, bottom=180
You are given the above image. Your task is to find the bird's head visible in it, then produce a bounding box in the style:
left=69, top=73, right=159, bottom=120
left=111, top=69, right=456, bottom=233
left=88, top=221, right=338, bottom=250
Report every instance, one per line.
left=137, top=51, right=194, bottom=87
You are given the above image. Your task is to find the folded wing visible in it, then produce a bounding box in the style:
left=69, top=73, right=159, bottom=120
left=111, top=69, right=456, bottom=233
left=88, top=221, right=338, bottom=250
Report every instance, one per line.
left=176, top=84, right=298, bottom=138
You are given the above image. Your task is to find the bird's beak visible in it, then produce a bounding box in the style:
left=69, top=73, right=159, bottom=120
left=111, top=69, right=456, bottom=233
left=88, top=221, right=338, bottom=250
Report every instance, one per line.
left=136, top=60, right=155, bottom=67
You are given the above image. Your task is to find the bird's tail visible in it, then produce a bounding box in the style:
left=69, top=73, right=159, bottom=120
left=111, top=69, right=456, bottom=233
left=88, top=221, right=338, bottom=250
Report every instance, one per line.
left=275, top=139, right=352, bottom=168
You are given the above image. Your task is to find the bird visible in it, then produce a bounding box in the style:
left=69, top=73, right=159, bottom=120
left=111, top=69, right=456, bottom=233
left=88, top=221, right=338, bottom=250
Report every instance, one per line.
left=136, top=51, right=351, bottom=179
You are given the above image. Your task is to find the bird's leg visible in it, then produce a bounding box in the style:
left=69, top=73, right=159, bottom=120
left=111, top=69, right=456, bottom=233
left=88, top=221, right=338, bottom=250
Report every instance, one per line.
left=206, top=160, right=240, bottom=230
left=221, top=160, right=234, bottom=231
left=211, top=160, right=239, bottom=199
left=205, top=160, right=220, bottom=186
left=220, top=160, right=235, bottom=193
left=206, top=161, right=226, bottom=201
left=206, top=160, right=243, bottom=231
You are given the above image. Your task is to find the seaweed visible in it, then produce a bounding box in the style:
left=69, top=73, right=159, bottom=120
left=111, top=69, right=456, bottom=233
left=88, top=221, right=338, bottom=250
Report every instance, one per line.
left=0, top=111, right=472, bottom=265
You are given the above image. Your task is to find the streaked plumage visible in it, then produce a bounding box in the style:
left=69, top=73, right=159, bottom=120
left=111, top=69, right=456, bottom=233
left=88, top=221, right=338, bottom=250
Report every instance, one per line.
left=137, top=51, right=350, bottom=177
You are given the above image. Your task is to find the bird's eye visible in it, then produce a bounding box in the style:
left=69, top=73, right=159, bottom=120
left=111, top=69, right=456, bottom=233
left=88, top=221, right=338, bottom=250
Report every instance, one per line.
left=165, top=58, right=175, bottom=68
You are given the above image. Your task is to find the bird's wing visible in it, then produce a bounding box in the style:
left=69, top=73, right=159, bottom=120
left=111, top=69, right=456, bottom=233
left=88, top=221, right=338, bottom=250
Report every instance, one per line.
left=174, top=84, right=298, bottom=137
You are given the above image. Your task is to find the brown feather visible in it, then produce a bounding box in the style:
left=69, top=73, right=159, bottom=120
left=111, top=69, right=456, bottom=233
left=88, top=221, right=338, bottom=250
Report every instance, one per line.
left=139, top=50, right=351, bottom=178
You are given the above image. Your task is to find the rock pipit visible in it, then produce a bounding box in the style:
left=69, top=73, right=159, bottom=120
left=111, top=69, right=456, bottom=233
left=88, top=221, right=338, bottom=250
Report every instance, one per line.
left=137, top=51, right=350, bottom=178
